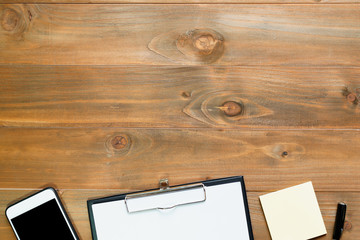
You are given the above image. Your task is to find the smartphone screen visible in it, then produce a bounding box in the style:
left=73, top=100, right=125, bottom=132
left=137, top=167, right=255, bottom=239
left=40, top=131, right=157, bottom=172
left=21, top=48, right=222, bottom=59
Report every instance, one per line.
left=10, top=198, right=74, bottom=240
left=6, top=188, right=78, bottom=240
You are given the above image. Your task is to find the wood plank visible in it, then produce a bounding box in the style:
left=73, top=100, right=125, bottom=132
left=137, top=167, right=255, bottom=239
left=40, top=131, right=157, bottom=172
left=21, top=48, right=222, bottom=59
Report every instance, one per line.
left=0, top=189, right=358, bottom=239
left=1, top=4, right=359, bottom=66
left=2, top=0, right=360, bottom=4
left=1, top=66, right=360, bottom=128
left=0, top=128, right=359, bottom=191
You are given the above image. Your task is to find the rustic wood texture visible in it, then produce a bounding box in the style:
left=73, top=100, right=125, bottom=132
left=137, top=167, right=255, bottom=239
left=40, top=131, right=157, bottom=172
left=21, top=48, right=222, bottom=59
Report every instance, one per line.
left=2, top=0, right=360, bottom=3
left=1, top=66, right=360, bottom=128
left=1, top=4, right=360, bottom=66
left=0, top=190, right=359, bottom=239
left=1, top=0, right=359, bottom=239
left=0, top=128, right=359, bottom=191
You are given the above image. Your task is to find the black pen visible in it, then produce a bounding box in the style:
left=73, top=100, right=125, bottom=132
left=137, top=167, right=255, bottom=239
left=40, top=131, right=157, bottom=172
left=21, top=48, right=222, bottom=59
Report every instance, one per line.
left=333, top=202, right=347, bottom=240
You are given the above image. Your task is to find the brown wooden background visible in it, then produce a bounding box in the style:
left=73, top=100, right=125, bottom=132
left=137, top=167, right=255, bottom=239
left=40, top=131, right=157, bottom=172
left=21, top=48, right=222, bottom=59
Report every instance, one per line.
left=0, top=1, right=359, bottom=239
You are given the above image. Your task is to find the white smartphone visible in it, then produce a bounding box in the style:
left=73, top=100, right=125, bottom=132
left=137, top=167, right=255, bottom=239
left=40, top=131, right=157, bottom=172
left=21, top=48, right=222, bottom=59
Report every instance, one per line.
left=6, top=187, right=79, bottom=240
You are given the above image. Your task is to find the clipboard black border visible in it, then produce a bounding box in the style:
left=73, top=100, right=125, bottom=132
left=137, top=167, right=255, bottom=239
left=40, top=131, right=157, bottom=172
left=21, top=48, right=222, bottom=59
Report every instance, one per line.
left=87, top=176, right=254, bottom=240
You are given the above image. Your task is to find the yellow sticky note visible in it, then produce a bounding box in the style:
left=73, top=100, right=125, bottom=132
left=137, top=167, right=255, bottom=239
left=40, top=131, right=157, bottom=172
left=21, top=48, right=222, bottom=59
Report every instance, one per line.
left=260, top=182, right=327, bottom=240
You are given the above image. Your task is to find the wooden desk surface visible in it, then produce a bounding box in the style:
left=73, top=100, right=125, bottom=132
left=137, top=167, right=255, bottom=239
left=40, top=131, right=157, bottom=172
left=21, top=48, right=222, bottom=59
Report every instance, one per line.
left=0, top=1, right=359, bottom=239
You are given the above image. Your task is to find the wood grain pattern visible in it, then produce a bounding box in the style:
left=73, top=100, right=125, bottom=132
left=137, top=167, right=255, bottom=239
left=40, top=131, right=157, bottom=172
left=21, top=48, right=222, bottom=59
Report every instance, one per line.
left=1, top=1, right=359, bottom=239
left=1, top=0, right=360, bottom=4
left=1, top=66, right=359, bottom=128
left=0, top=190, right=359, bottom=239
left=0, top=4, right=359, bottom=66
left=0, top=128, right=359, bottom=191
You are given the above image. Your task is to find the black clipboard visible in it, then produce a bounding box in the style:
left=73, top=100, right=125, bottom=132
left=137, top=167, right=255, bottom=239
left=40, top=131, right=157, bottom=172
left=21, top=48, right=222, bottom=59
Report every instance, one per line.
left=88, top=176, right=254, bottom=240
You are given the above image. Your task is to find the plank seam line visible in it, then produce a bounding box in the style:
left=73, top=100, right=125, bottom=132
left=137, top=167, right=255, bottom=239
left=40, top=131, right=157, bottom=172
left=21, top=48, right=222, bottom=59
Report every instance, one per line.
left=1, top=65, right=360, bottom=69
left=1, top=125, right=360, bottom=131
left=0, top=2, right=359, bottom=5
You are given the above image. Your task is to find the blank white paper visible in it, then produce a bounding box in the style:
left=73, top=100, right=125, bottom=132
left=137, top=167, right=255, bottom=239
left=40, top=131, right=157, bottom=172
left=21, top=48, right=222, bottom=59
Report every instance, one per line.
left=92, top=182, right=251, bottom=240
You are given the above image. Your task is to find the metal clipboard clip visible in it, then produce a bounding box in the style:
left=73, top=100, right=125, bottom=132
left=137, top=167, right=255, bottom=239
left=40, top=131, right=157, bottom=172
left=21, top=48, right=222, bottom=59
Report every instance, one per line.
left=124, top=179, right=207, bottom=213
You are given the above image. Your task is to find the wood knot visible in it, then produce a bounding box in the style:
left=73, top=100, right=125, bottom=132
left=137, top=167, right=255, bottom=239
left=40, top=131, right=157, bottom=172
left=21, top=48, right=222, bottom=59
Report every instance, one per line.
left=181, top=91, right=191, bottom=98
left=347, top=93, right=358, bottom=104
left=176, top=29, right=224, bottom=63
left=105, top=134, right=133, bottom=157
left=194, top=34, right=217, bottom=55
left=1, top=8, right=20, bottom=32
left=28, top=10, right=32, bottom=22
left=220, top=101, right=243, bottom=117
left=160, top=180, right=169, bottom=189
left=281, top=151, right=288, bottom=157
left=342, top=87, right=359, bottom=105
left=111, top=135, right=129, bottom=150
left=344, top=221, right=352, bottom=231
left=261, top=143, right=305, bottom=162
